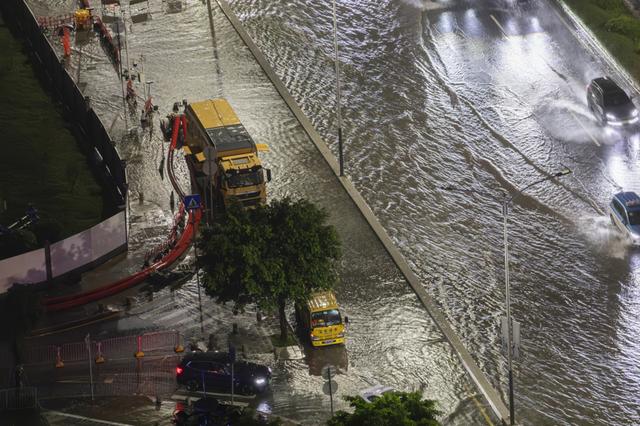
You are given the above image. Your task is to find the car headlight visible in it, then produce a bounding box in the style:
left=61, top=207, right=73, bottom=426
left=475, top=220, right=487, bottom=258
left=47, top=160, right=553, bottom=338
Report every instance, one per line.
left=632, top=109, right=639, bottom=117
left=606, top=113, right=616, bottom=120
left=255, top=377, right=266, bottom=386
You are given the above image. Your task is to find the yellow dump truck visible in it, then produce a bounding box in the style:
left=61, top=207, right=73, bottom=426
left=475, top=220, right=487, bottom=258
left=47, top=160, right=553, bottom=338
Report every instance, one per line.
left=296, top=291, right=346, bottom=347
left=183, top=99, right=270, bottom=209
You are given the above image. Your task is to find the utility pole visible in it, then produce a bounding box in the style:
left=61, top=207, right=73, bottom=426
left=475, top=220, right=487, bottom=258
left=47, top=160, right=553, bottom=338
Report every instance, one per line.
left=331, top=0, right=344, bottom=176
left=85, top=333, right=94, bottom=401
left=439, top=168, right=572, bottom=426
left=192, top=212, right=204, bottom=334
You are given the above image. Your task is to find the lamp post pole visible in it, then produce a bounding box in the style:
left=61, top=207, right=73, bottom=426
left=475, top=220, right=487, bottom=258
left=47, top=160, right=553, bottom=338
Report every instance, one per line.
left=440, top=169, right=571, bottom=426
left=331, top=0, right=344, bottom=176
left=502, top=195, right=514, bottom=425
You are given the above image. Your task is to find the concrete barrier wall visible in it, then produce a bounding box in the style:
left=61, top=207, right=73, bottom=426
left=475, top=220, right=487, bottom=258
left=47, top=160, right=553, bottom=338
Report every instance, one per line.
left=0, top=211, right=126, bottom=292
left=50, top=212, right=126, bottom=278
left=0, top=248, right=47, bottom=292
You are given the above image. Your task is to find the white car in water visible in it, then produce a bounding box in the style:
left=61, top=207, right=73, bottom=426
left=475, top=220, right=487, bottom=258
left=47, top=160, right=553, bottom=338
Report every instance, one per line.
left=359, top=384, right=394, bottom=403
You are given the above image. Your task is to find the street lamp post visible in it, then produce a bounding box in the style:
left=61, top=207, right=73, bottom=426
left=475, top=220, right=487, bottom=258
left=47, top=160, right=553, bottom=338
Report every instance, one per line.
left=331, top=0, right=344, bottom=176
left=440, top=169, right=571, bottom=426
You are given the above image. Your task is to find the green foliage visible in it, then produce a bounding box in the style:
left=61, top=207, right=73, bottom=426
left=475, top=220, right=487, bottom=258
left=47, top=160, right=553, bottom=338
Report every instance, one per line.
left=327, top=392, right=442, bottom=426
left=563, top=1, right=614, bottom=28
left=605, top=16, right=640, bottom=41
left=2, top=284, right=44, bottom=336
left=0, top=283, right=44, bottom=364
left=0, top=19, right=105, bottom=258
left=564, top=0, right=640, bottom=82
left=198, top=197, right=341, bottom=339
left=0, top=229, right=38, bottom=259
left=32, top=219, right=63, bottom=245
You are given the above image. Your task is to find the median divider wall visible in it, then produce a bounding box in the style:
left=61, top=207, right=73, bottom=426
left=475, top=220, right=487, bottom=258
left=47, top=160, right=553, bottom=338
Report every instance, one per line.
left=213, top=0, right=510, bottom=422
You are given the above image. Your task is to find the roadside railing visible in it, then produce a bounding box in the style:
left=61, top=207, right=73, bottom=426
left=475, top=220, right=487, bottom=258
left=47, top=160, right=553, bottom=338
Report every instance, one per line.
left=9, top=330, right=184, bottom=368
left=0, top=387, right=39, bottom=410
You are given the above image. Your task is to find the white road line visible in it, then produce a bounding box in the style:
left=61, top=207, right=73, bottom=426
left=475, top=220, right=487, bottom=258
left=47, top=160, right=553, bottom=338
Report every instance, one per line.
left=569, top=111, right=601, bottom=146
left=489, top=14, right=507, bottom=38
left=44, top=410, right=133, bottom=426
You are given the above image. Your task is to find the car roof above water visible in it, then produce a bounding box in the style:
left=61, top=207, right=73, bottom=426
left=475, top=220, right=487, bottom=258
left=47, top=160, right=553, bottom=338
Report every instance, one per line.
left=181, top=351, right=230, bottom=363
left=592, top=77, right=626, bottom=95
left=613, top=191, right=640, bottom=210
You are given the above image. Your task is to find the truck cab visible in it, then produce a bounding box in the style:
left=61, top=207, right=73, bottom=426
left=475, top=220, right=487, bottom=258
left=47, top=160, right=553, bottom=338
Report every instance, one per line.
left=219, top=153, right=270, bottom=208
left=296, top=291, right=346, bottom=347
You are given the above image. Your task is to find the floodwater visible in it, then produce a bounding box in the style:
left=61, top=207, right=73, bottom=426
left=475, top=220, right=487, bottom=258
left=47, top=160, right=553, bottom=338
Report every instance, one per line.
left=27, top=0, right=640, bottom=424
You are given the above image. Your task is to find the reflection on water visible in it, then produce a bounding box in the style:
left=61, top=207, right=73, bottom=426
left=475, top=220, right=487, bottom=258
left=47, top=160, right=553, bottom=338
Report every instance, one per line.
left=303, top=342, right=349, bottom=377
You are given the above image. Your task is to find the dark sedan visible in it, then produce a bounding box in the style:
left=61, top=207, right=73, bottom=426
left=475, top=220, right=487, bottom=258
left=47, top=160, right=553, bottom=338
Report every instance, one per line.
left=176, top=352, right=271, bottom=395
left=587, top=77, right=638, bottom=126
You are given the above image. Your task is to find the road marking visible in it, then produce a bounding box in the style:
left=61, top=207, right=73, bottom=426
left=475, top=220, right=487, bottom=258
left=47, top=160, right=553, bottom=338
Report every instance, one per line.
left=489, top=14, right=508, bottom=38
left=464, top=382, right=495, bottom=426
left=44, top=410, right=133, bottom=426
left=569, top=111, right=601, bottom=146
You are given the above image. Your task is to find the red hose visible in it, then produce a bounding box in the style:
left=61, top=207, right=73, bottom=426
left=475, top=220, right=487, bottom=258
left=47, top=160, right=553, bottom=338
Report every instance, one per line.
left=45, top=115, right=199, bottom=312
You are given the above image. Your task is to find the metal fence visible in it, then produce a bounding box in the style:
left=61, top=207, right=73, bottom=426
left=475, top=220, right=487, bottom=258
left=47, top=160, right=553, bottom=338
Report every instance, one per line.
left=31, top=356, right=181, bottom=399
left=19, top=330, right=183, bottom=367
left=0, top=387, right=39, bottom=410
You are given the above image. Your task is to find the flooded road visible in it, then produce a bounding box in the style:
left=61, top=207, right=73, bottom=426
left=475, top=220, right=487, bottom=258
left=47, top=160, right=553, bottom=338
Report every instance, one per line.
left=28, top=0, right=640, bottom=424
left=225, top=0, right=640, bottom=424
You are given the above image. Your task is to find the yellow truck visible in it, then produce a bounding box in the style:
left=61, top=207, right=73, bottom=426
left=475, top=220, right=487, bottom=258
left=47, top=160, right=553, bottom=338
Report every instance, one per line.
left=296, top=291, right=346, bottom=347
left=183, top=99, right=271, bottom=209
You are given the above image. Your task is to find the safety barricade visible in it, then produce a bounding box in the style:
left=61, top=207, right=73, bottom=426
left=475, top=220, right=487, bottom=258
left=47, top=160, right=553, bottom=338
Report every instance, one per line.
left=16, top=331, right=184, bottom=368
left=140, top=331, right=182, bottom=353
left=98, top=334, right=138, bottom=360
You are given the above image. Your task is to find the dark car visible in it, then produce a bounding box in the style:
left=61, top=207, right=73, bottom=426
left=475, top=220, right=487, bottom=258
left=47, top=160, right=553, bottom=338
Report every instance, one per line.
left=176, top=352, right=271, bottom=395
left=587, top=77, right=638, bottom=126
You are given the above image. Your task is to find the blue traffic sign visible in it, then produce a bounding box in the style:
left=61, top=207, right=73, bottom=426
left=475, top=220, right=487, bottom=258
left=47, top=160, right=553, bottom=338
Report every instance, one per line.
left=184, top=194, right=201, bottom=211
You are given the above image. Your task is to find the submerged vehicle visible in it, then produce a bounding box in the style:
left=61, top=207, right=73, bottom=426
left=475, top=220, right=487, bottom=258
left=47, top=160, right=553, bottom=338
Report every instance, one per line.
left=587, top=77, right=638, bottom=126
left=296, top=291, right=347, bottom=347
left=610, top=191, right=640, bottom=245
left=176, top=351, right=271, bottom=395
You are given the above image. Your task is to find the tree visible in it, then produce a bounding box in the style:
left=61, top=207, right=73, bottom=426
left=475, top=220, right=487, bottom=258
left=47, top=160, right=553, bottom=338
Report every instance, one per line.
left=1, top=283, right=44, bottom=365
left=327, top=392, right=442, bottom=426
left=198, top=197, right=341, bottom=340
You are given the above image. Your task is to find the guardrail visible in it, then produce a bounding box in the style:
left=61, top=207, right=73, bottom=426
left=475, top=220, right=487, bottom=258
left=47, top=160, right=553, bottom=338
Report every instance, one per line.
left=0, top=387, right=39, bottom=410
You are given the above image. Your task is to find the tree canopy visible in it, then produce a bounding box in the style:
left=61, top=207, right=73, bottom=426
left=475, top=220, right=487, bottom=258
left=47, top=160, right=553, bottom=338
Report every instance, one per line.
left=198, top=197, right=341, bottom=339
left=327, top=391, right=442, bottom=426
left=1, top=283, right=44, bottom=364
